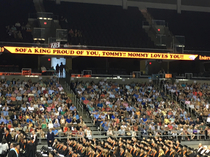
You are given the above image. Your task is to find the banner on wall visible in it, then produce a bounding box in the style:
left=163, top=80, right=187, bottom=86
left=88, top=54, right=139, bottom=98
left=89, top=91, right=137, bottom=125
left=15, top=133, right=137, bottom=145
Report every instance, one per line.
left=4, top=46, right=198, bottom=61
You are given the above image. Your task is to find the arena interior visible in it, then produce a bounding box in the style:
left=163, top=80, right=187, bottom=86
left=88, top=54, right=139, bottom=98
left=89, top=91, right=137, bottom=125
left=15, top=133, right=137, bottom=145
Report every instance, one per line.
left=1, top=0, right=210, bottom=157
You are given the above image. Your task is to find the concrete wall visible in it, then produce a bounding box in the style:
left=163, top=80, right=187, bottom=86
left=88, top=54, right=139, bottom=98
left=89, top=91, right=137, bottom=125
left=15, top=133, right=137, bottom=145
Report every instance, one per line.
left=41, top=56, right=52, bottom=69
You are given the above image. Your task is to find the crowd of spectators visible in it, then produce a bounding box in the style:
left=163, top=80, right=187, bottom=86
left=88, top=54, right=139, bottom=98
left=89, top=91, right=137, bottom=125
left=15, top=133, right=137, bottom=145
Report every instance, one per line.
left=5, top=22, right=33, bottom=42
left=0, top=77, right=92, bottom=143
left=73, top=80, right=210, bottom=141
left=67, top=28, right=83, bottom=45
left=165, top=81, right=210, bottom=122
left=58, top=16, right=84, bottom=45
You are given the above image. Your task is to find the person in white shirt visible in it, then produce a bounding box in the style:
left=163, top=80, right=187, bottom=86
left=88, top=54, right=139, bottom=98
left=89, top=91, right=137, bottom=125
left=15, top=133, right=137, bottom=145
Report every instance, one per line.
left=206, top=103, right=209, bottom=109
left=48, top=120, right=54, bottom=130
left=107, top=128, right=113, bottom=136
left=109, top=92, right=115, bottom=98
left=78, top=90, right=82, bottom=95
left=121, top=122, right=127, bottom=130
left=15, top=22, right=21, bottom=28
left=130, top=128, right=136, bottom=137
left=58, top=106, right=63, bottom=112
left=93, top=85, right=97, bottom=89
left=0, top=139, right=9, bottom=156
left=33, top=103, right=38, bottom=109
left=41, top=86, right=46, bottom=91
left=58, top=85, right=63, bottom=91
left=125, top=85, right=130, bottom=90
left=54, top=109, right=59, bottom=116
left=2, top=105, right=9, bottom=111
left=32, top=89, right=36, bottom=94
left=28, top=104, right=34, bottom=112
left=19, top=86, right=24, bottom=91
left=2, top=83, right=8, bottom=88
left=99, top=81, right=104, bottom=85
left=39, top=105, right=44, bottom=112
left=45, top=92, right=48, bottom=98
left=86, top=127, right=92, bottom=139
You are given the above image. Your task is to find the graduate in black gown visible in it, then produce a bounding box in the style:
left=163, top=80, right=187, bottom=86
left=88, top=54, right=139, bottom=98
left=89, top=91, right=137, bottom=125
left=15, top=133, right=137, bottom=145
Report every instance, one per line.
left=59, top=144, right=68, bottom=156
left=0, top=124, right=3, bottom=143
left=31, top=131, right=38, bottom=153
left=186, top=148, right=196, bottom=157
left=152, top=148, right=158, bottom=157
left=41, top=137, right=202, bottom=157
left=119, top=146, right=125, bottom=157
left=66, top=147, right=73, bottom=157
left=48, top=151, right=54, bottom=157
left=19, top=137, right=27, bottom=157
left=25, top=137, right=35, bottom=157
left=55, top=142, right=64, bottom=154
left=8, top=143, right=19, bottom=157
left=4, top=128, right=12, bottom=146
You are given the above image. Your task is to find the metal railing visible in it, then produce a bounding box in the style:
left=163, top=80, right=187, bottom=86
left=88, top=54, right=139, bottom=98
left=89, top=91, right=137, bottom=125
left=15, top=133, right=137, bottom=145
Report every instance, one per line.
left=64, top=81, right=83, bottom=116
left=159, top=81, right=205, bottom=120
left=61, top=80, right=210, bottom=144
left=35, top=130, right=209, bottom=143
left=160, top=82, right=191, bottom=113
left=0, top=41, right=170, bottom=52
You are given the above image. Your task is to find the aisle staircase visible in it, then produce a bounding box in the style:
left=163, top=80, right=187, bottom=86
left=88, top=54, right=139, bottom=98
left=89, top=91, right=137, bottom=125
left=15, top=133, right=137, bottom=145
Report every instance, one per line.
left=140, top=9, right=180, bottom=51
left=59, top=79, right=107, bottom=139
left=30, top=0, right=61, bottom=42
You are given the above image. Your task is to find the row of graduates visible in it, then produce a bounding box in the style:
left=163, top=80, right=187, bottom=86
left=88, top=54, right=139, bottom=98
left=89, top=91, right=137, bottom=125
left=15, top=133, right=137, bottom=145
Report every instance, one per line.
left=48, top=136, right=201, bottom=157
left=0, top=127, right=37, bottom=157
left=10, top=129, right=37, bottom=157
left=18, top=137, right=36, bottom=157
left=7, top=137, right=36, bottom=157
